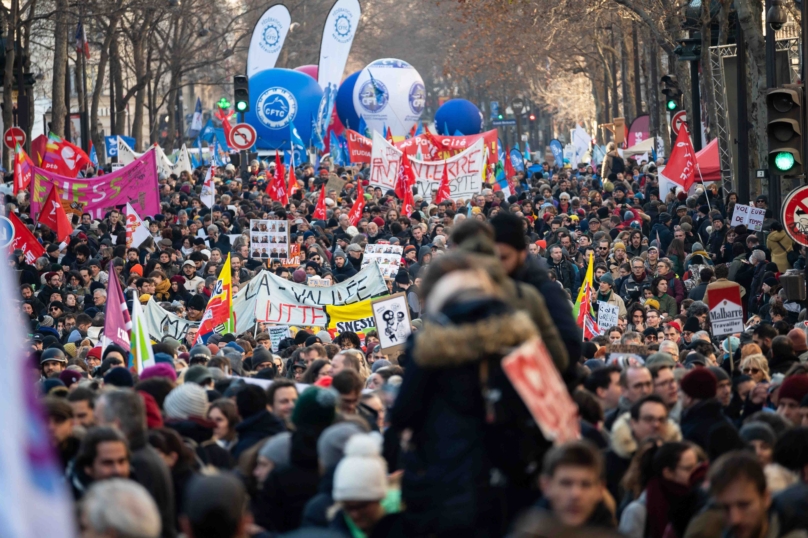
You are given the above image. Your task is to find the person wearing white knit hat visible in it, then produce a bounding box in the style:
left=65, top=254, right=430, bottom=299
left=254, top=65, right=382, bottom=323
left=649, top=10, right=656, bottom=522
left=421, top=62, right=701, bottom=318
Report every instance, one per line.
left=332, top=433, right=397, bottom=534
left=163, top=382, right=209, bottom=420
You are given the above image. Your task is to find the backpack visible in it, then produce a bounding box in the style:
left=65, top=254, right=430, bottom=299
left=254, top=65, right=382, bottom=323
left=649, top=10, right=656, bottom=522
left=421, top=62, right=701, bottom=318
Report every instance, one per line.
left=684, top=264, right=709, bottom=292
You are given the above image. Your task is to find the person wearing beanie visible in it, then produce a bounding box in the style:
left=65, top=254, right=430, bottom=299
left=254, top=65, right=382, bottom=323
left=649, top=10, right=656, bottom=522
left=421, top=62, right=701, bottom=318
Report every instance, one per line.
left=776, top=374, right=808, bottom=425
left=330, top=434, right=397, bottom=536
left=163, top=383, right=232, bottom=470
left=254, top=431, right=292, bottom=484
left=596, top=272, right=626, bottom=318
left=332, top=247, right=357, bottom=279
left=739, top=422, right=777, bottom=466
left=254, top=386, right=337, bottom=533
left=679, top=368, right=734, bottom=450
left=183, top=365, right=214, bottom=388
left=140, top=363, right=178, bottom=383
left=292, top=269, right=307, bottom=284
left=707, top=367, right=732, bottom=407
left=651, top=213, right=673, bottom=253
left=682, top=316, right=701, bottom=343
left=301, top=422, right=365, bottom=527
left=103, top=366, right=134, bottom=388
left=231, top=384, right=287, bottom=461
left=788, top=328, right=808, bottom=362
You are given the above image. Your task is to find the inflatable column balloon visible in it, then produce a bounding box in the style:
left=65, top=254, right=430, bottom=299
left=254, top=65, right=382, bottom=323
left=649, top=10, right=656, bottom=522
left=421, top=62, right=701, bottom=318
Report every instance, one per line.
left=352, top=59, right=424, bottom=137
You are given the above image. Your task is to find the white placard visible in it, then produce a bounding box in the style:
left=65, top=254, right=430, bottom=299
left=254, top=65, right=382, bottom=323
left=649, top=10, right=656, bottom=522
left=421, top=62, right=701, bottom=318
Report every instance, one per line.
left=747, top=207, right=766, bottom=232
left=730, top=203, right=765, bottom=231
left=249, top=219, right=289, bottom=260
left=362, top=243, right=404, bottom=279
left=597, top=301, right=619, bottom=329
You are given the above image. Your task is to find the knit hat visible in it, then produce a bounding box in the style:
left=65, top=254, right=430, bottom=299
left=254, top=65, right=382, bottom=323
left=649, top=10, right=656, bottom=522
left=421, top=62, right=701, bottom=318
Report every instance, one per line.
left=739, top=422, right=776, bottom=447
left=692, top=242, right=704, bottom=252
left=139, top=391, right=164, bottom=430
left=86, top=347, right=102, bottom=361
left=334, top=248, right=347, bottom=260
left=63, top=343, right=77, bottom=359
left=722, top=336, right=741, bottom=354
left=659, top=212, right=672, bottom=223
left=140, top=363, right=178, bottom=382
left=645, top=298, right=660, bottom=310
left=707, top=366, right=730, bottom=383
left=258, top=432, right=292, bottom=467
left=318, top=422, right=364, bottom=470
left=683, top=317, right=701, bottom=333
left=646, top=352, right=676, bottom=368
left=292, top=387, right=336, bottom=430
left=788, top=328, right=808, bottom=352
left=777, top=375, right=808, bottom=403
left=154, top=352, right=174, bottom=365
left=294, top=330, right=312, bottom=346
left=293, top=269, right=307, bottom=283
left=315, top=330, right=333, bottom=344
left=332, top=434, right=388, bottom=502
left=164, top=382, right=209, bottom=420
left=667, top=320, right=682, bottom=333
left=680, top=368, right=717, bottom=400
left=59, top=369, right=83, bottom=388
left=394, top=270, right=411, bottom=285
left=600, top=273, right=614, bottom=286
left=613, top=242, right=626, bottom=251
left=371, top=359, right=392, bottom=373
left=763, top=277, right=779, bottom=287
left=104, top=367, right=134, bottom=388
left=250, top=347, right=274, bottom=369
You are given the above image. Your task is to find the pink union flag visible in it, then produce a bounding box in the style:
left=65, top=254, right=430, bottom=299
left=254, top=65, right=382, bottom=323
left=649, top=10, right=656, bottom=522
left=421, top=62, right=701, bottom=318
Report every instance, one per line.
left=103, top=261, right=132, bottom=352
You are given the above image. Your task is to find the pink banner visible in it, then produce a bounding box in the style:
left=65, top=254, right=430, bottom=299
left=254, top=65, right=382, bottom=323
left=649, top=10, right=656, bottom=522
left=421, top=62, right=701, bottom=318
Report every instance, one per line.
left=30, top=150, right=159, bottom=220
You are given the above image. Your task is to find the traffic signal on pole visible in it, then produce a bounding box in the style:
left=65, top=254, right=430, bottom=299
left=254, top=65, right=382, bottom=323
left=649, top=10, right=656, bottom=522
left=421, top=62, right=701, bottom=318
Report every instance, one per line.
left=234, top=75, right=249, bottom=113
left=660, top=75, right=682, bottom=113
left=766, top=85, right=804, bottom=176
left=529, top=113, right=536, bottom=121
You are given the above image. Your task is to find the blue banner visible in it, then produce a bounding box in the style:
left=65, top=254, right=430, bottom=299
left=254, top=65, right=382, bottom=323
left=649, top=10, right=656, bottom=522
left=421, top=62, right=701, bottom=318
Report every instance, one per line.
left=550, top=139, right=563, bottom=167
left=509, top=149, right=525, bottom=173
left=105, top=135, right=135, bottom=158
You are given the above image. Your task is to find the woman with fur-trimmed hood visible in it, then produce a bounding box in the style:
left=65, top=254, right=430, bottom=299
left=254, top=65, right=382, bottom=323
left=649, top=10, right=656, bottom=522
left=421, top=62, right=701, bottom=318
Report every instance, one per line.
left=389, top=251, right=564, bottom=537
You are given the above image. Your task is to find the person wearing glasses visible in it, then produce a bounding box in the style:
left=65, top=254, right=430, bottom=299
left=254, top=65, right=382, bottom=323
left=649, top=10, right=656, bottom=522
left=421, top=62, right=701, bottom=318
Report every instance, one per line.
left=739, top=354, right=770, bottom=384
left=619, top=257, right=652, bottom=307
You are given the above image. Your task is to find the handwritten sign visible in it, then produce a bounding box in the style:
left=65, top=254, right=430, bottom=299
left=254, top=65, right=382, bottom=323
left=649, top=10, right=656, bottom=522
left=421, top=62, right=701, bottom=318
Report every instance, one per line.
left=597, top=301, right=619, bottom=329
left=731, top=204, right=766, bottom=231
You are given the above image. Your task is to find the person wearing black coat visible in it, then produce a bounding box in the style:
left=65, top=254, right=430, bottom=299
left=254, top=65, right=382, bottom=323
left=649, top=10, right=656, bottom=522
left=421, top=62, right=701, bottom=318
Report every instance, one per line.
left=679, top=368, right=735, bottom=452
left=389, top=293, right=551, bottom=537
left=331, top=249, right=357, bottom=280
left=164, top=417, right=233, bottom=469
left=231, top=408, right=286, bottom=461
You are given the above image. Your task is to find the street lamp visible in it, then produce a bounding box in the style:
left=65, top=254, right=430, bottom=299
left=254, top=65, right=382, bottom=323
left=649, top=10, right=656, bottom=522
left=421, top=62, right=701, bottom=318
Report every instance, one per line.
left=766, top=0, right=788, bottom=30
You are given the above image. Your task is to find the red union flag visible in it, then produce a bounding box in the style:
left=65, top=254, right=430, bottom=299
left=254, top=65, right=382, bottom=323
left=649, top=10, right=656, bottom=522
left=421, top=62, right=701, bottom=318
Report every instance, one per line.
left=707, top=286, right=744, bottom=337
left=501, top=337, right=580, bottom=443
left=660, top=126, right=696, bottom=192
left=345, top=129, right=372, bottom=163
left=7, top=212, right=45, bottom=264
left=347, top=180, right=365, bottom=226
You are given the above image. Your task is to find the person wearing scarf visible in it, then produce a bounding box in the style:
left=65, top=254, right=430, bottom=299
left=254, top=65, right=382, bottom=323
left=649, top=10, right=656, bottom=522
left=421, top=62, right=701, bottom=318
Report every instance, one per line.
left=596, top=273, right=626, bottom=318
left=151, top=270, right=172, bottom=301
left=618, top=441, right=707, bottom=538
left=650, top=276, right=677, bottom=318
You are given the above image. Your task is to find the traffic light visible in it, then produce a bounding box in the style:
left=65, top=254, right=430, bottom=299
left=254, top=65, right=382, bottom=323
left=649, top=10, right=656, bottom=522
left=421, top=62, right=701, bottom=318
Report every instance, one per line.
left=529, top=113, right=536, bottom=121
left=766, top=85, right=804, bottom=176
left=497, top=113, right=503, bottom=120
left=234, top=75, right=249, bottom=113
left=660, top=75, right=682, bottom=113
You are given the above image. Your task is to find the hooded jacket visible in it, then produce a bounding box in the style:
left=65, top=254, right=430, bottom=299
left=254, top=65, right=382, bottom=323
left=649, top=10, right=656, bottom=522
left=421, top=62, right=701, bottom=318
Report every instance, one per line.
left=767, top=229, right=794, bottom=273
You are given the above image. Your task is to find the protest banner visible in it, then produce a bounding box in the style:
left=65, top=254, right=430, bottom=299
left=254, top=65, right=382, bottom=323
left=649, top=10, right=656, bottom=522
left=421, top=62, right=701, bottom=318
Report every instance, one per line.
left=501, top=337, right=580, bottom=443
left=371, top=293, right=411, bottom=351
left=324, top=299, right=375, bottom=332
left=269, top=326, right=290, bottom=352
left=345, top=129, right=372, bottom=163
left=362, top=243, right=403, bottom=279
left=597, top=301, right=619, bottom=329
left=249, top=219, right=289, bottom=260
left=369, top=131, right=402, bottom=191
left=30, top=149, right=159, bottom=220
left=708, top=286, right=744, bottom=337
left=397, top=129, right=499, bottom=166
left=730, top=204, right=765, bottom=231
left=117, top=138, right=179, bottom=178
left=143, top=299, right=199, bottom=342
left=410, top=138, right=485, bottom=202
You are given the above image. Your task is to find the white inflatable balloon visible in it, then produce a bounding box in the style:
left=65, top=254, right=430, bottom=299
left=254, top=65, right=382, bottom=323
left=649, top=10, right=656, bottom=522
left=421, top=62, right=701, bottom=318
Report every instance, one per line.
left=352, top=58, right=425, bottom=137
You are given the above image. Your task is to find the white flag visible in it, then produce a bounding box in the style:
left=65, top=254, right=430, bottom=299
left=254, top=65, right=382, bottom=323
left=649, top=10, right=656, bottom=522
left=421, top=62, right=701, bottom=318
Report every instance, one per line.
left=201, top=166, right=215, bottom=208
left=131, top=292, right=155, bottom=374
left=125, top=202, right=150, bottom=249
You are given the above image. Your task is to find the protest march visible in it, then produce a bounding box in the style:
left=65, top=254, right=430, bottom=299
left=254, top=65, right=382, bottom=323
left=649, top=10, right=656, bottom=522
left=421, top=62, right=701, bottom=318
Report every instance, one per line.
left=6, top=0, right=808, bottom=537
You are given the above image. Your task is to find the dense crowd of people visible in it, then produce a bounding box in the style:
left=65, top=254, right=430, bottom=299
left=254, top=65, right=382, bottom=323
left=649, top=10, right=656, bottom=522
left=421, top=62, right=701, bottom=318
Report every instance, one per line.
left=8, top=142, right=808, bottom=538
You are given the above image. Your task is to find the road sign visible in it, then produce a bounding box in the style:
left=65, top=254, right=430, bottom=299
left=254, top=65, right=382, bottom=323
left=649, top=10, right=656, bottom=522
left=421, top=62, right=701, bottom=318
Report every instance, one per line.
left=511, top=97, right=525, bottom=111
left=782, top=185, right=808, bottom=246
left=4, top=127, right=25, bottom=149
left=671, top=110, right=687, bottom=136
left=489, top=101, right=499, bottom=121
left=0, top=216, right=13, bottom=248
left=228, top=123, right=257, bottom=151
left=492, top=119, right=517, bottom=127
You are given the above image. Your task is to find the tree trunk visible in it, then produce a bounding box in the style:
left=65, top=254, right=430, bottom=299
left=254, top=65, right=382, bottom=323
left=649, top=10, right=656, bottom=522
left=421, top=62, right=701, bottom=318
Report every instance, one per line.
left=621, top=30, right=633, bottom=122
left=90, top=15, right=121, bottom=167
left=736, top=0, right=767, bottom=175
left=111, top=38, right=126, bottom=136
left=633, top=22, right=643, bottom=114
left=700, top=1, right=717, bottom=142
left=2, top=0, right=17, bottom=169
left=50, top=0, right=69, bottom=137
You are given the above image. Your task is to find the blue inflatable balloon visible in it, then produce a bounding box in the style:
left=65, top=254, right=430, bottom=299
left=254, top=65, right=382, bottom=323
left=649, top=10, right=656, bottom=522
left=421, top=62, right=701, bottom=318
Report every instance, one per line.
left=335, top=71, right=361, bottom=131
left=244, top=68, right=323, bottom=150
left=434, top=99, right=483, bottom=136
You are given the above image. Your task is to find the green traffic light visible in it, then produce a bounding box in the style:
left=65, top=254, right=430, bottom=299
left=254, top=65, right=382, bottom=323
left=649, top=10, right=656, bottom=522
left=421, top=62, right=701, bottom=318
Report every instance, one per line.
left=774, top=151, right=795, bottom=172
left=497, top=114, right=503, bottom=120
left=666, top=100, right=677, bottom=111
left=236, top=101, right=248, bottom=112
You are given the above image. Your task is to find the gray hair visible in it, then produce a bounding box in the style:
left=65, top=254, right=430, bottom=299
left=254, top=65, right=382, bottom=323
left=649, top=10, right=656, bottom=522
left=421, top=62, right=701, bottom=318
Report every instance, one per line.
left=82, top=479, right=161, bottom=538
left=207, top=225, right=218, bottom=234
left=97, top=389, right=146, bottom=441
left=94, top=289, right=107, bottom=298
left=750, top=249, right=766, bottom=263
left=687, top=301, right=709, bottom=318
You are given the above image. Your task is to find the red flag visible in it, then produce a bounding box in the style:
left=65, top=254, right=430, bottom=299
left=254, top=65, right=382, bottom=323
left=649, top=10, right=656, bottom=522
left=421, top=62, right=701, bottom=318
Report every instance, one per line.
left=433, top=159, right=451, bottom=205
left=660, top=126, right=696, bottom=192
left=215, top=107, right=235, bottom=142
left=287, top=152, right=299, bottom=198
left=408, top=123, right=418, bottom=139
left=347, top=180, right=365, bottom=226
left=312, top=186, right=328, bottom=220
left=14, top=143, right=34, bottom=195
left=41, top=133, right=91, bottom=178
left=38, top=185, right=73, bottom=244
left=7, top=212, right=45, bottom=264
left=504, top=146, right=516, bottom=181
left=385, top=127, right=393, bottom=142
left=395, top=151, right=415, bottom=200
left=265, top=151, right=288, bottom=205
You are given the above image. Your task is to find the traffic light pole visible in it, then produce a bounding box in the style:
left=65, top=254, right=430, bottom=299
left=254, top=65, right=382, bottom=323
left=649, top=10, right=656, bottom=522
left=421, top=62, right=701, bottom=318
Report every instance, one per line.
left=690, top=58, right=702, bottom=152
left=766, top=0, right=781, bottom=218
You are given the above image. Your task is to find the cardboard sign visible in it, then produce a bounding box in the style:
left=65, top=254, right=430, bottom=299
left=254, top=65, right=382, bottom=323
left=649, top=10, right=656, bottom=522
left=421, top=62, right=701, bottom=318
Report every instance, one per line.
left=325, top=173, right=347, bottom=195
left=597, top=301, right=619, bottom=329
left=371, top=292, right=411, bottom=352
left=268, top=326, right=290, bottom=352
left=501, top=337, right=580, bottom=443
left=708, top=286, right=744, bottom=337
left=249, top=219, right=290, bottom=260
left=731, top=203, right=766, bottom=232
left=362, top=243, right=403, bottom=279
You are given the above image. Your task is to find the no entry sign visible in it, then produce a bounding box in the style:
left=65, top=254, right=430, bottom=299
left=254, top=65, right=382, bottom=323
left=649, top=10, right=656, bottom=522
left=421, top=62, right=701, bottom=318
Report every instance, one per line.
left=4, top=127, right=25, bottom=149
left=228, top=123, right=257, bottom=151
left=671, top=111, right=687, bottom=136
left=782, top=185, right=808, bottom=246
